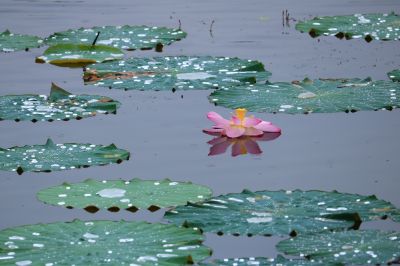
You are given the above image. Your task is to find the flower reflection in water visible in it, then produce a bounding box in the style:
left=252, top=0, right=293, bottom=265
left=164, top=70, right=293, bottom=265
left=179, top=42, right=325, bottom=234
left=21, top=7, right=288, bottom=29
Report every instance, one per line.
left=205, top=132, right=281, bottom=157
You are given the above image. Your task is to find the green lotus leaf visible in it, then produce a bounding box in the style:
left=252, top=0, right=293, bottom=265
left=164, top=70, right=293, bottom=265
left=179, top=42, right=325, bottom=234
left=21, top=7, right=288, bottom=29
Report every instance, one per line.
left=209, top=78, right=400, bottom=114
left=0, top=220, right=211, bottom=265
left=37, top=178, right=212, bottom=213
left=201, top=255, right=337, bottom=266
left=388, top=69, right=400, bottom=82
left=0, top=83, right=120, bottom=122
left=277, top=230, right=400, bottom=265
left=0, top=139, right=130, bottom=175
left=83, top=56, right=270, bottom=91
left=165, top=190, right=400, bottom=237
left=295, top=13, right=400, bottom=42
left=35, top=44, right=124, bottom=67
left=45, top=25, right=186, bottom=51
left=0, top=30, right=43, bottom=52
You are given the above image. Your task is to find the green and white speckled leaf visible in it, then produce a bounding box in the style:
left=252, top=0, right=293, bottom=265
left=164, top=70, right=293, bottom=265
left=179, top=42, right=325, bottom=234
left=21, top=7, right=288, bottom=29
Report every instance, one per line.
left=37, top=178, right=212, bottom=213
left=277, top=230, right=400, bottom=265
left=295, top=13, right=400, bottom=41
left=83, top=56, right=270, bottom=91
left=0, top=83, right=119, bottom=122
left=0, top=220, right=211, bottom=265
left=388, top=69, right=400, bottom=82
left=45, top=25, right=186, bottom=50
left=0, top=139, right=130, bottom=175
left=165, top=190, right=400, bottom=237
left=0, top=30, right=43, bottom=52
left=36, top=44, right=124, bottom=67
left=209, top=78, right=400, bottom=114
left=201, top=255, right=338, bottom=266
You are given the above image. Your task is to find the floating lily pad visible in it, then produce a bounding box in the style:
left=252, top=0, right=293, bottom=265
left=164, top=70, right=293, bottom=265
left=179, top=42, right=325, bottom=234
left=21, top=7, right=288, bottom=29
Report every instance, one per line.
left=0, top=30, right=43, bottom=52
left=165, top=190, right=400, bottom=237
left=209, top=78, right=400, bottom=114
left=37, top=178, right=212, bottom=213
left=0, top=220, right=211, bottom=265
left=0, top=83, right=120, bottom=122
left=277, top=230, right=400, bottom=265
left=201, top=255, right=334, bottom=266
left=83, top=56, right=270, bottom=91
left=45, top=25, right=186, bottom=51
left=295, top=13, right=400, bottom=42
left=388, top=69, right=400, bottom=82
left=0, top=139, right=130, bottom=175
left=35, top=44, right=124, bottom=67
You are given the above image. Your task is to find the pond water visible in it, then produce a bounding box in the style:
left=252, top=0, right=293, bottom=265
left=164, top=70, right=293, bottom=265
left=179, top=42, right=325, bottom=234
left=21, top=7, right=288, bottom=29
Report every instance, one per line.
left=1, top=0, right=400, bottom=261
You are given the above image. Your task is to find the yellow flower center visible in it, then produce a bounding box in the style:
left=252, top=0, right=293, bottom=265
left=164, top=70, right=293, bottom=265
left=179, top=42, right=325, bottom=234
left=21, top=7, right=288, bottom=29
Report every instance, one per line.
left=235, top=108, right=247, bottom=122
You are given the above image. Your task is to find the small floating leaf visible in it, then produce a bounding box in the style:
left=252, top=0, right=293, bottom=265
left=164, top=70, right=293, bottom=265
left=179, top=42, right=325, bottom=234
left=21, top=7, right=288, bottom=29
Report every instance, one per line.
left=37, top=178, right=212, bottom=212
left=0, top=139, right=130, bottom=174
left=277, top=230, right=400, bottom=265
left=165, top=190, right=400, bottom=237
left=45, top=25, right=186, bottom=50
left=209, top=78, right=400, bottom=113
left=0, top=220, right=211, bottom=265
left=35, top=44, right=124, bottom=67
left=83, top=56, right=270, bottom=91
left=0, top=30, right=43, bottom=52
left=295, top=13, right=400, bottom=41
left=0, top=83, right=120, bottom=122
left=201, top=255, right=332, bottom=266
left=388, top=69, right=400, bottom=82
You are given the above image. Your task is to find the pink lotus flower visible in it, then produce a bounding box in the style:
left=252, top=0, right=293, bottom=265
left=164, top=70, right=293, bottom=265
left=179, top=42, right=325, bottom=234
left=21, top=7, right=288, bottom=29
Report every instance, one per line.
left=203, top=108, right=281, bottom=138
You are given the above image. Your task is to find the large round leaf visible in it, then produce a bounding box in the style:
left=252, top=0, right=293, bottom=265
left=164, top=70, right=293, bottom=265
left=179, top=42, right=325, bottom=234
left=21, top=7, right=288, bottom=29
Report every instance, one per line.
left=209, top=78, right=400, bottom=114
left=0, top=139, right=130, bottom=175
left=295, top=13, right=400, bottom=42
left=35, top=44, right=124, bottom=67
left=0, top=30, right=43, bottom=52
left=0, top=83, right=119, bottom=122
left=276, top=230, right=400, bottom=265
left=0, top=220, right=211, bottom=265
left=45, top=25, right=186, bottom=51
left=388, top=69, right=400, bottom=82
left=165, top=190, right=400, bottom=237
left=201, top=255, right=332, bottom=266
left=37, top=178, right=212, bottom=213
left=83, top=56, right=270, bottom=91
